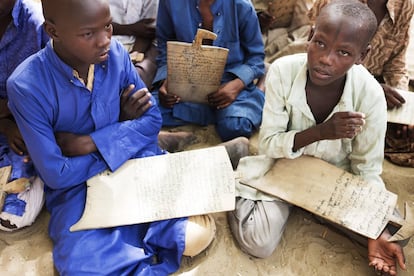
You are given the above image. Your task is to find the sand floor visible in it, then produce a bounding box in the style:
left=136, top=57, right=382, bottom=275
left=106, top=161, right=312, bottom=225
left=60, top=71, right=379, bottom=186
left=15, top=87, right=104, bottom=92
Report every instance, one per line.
left=1, top=125, right=413, bottom=276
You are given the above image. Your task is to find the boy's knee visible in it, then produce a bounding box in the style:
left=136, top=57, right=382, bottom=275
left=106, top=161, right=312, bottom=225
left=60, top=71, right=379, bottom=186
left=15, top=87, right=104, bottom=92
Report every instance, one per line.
left=216, top=117, right=254, bottom=141
left=227, top=197, right=291, bottom=258
left=0, top=177, right=44, bottom=231
left=183, top=214, right=216, bottom=257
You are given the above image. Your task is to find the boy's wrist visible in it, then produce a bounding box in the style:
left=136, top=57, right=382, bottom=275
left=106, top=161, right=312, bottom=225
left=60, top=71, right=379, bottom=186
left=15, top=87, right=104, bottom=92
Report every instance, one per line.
left=313, top=124, right=324, bottom=141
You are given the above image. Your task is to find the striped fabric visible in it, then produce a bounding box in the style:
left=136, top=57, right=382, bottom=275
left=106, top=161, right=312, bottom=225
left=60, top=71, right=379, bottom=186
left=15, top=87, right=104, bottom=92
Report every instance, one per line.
left=309, top=0, right=414, bottom=90
left=407, top=15, right=414, bottom=81
left=252, top=0, right=296, bottom=28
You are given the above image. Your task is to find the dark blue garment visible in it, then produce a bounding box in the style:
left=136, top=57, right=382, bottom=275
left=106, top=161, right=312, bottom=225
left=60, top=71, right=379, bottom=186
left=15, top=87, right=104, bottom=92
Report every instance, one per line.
left=0, top=136, right=34, bottom=216
left=0, top=0, right=48, bottom=217
left=0, top=0, right=48, bottom=98
left=2, top=194, right=26, bottom=216
left=8, top=39, right=187, bottom=275
left=153, top=0, right=265, bottom=141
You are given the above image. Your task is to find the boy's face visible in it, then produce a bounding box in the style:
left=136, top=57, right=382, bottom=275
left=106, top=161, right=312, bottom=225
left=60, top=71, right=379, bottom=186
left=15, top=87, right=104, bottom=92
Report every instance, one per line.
left=46, top=0, right=112, bottom=71
left=307, top=14, right=369, bottom=87
left=0, top=0, right=16, bottom=18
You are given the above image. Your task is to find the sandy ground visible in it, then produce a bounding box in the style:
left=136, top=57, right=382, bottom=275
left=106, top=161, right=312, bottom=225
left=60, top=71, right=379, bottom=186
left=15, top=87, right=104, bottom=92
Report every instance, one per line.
left=0, top=125, right=413, bottom=276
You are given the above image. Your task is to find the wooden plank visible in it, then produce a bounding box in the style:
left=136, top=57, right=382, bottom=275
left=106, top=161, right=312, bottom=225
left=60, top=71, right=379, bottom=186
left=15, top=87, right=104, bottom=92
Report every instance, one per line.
left=0, top=166, right=12, bottom=211
left=240, top=156, right=397, bottom=239
left=167, top=29, right=229, bottom=104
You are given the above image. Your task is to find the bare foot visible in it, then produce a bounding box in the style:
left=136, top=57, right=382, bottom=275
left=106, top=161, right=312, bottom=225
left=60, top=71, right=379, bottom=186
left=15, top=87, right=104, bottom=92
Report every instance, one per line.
left=158, top=131, right=198, bottom=152
left=220, top=137, right=249, bottom=169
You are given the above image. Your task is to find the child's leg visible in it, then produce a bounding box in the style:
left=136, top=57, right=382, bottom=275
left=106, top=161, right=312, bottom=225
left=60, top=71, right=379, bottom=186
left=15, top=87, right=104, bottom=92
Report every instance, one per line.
left=48, top=185, right=188, bottom=275
left=134, top=45, right=158, bottom=89
left=0, top=176, right=44, bottom=231
left=220, top=137, right=249, bottom=170
left=183, top=214, right=216, bottom=257
left=227, top=197, right=291, bottom=258
left=215, top=88, right=265, bottom=141
left=158, top=130, right=197, bottom=153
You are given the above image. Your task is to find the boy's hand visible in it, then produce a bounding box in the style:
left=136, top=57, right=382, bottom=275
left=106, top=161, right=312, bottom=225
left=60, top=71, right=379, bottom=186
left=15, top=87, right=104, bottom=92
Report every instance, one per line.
left=0, top=98, right=11, bottom=118
left=3, top=119, right=27, bottom=155
left=382, top=84, right=405, bottom=110
left=55, top=132, right=96, bottom=156
left=208, top=78, right=244, bottom=109
left=257, top=11, right=275, bottom=33
left=368, top=229, right=406, bottom=276
left=120, top=85, right=152, bottom=121
left=388, top=123, right=414, bottom=139
left=158, top=80, right=180, bottom=108
left=319, top=111, right=365, bottom=139
left=130, top=18, right=156, bottom=39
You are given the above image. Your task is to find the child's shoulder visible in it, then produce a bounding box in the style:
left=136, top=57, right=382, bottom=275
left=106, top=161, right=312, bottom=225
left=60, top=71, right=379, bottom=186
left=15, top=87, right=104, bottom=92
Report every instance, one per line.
left=347, top=63, right=380, bottom=87
left=346, top=64, right=385, bottom=105
left=7, top=47, right=47, bottom=89
left=269, top=53, right=307, bottom=75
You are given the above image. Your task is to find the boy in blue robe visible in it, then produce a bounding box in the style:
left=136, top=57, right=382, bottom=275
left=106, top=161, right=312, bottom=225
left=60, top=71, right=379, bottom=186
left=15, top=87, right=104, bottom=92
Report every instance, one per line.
left=7, top=0, right=217, bottom=274
left=152, top=0, right=266, bottom=142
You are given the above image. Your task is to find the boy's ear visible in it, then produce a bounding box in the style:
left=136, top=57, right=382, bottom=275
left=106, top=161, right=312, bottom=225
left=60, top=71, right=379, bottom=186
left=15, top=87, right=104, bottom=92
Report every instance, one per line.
left=43, top=20, right=59, bottom=41
left=355, top=44, right=371, bottom=65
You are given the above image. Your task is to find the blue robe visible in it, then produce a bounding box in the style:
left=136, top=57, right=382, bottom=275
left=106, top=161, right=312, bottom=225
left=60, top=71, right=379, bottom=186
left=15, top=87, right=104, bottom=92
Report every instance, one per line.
left=153, top=0, right=265, bottom=141
left=7, top=39, right=187, bottom=275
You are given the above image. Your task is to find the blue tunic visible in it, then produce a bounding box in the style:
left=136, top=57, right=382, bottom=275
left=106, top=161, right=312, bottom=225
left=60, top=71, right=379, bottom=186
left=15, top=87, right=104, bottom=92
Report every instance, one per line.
left=0, top=0, right=49, bottom=216
left=153, top=0, right=265, bottom=141
left=7, top=40, right=187, bottom=275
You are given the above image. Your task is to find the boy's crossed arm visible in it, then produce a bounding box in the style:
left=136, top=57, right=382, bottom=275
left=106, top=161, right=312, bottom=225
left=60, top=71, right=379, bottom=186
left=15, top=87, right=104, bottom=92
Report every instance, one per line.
left=55, top=85, right=153, bottom=157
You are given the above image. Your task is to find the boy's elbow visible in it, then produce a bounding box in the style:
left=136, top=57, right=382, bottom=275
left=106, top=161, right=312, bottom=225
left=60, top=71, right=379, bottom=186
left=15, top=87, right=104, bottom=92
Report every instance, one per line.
left=147, top=105, right=163, bottom=129
left=38, top=161, right=83, bottom=190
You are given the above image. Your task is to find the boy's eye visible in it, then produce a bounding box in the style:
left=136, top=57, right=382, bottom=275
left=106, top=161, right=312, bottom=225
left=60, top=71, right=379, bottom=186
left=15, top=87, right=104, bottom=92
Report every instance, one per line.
left=338, top=50, right=349, bottom=57
left=105, top=24, right=112, bottom=30
left=82, top=32, right=93, bottom=38
left=315, top=40, right=325, bottom=48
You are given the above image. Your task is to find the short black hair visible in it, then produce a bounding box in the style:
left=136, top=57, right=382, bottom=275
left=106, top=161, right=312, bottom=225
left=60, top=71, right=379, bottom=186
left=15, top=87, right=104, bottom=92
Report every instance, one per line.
left=319, top=0, right=377, bottom=46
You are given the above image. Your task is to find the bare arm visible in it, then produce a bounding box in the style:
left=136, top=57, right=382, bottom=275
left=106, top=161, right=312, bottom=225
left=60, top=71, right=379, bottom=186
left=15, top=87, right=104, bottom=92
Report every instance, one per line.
left=293, top=111, right=365, bottom=152
left=0, top=98, right=10, bottom=118
left=0, top=98, right=27, bottom=154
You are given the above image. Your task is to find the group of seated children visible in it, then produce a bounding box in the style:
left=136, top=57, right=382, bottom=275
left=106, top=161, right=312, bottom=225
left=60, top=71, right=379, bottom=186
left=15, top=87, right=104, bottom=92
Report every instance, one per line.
left=1, top=0, right=413, bottom=275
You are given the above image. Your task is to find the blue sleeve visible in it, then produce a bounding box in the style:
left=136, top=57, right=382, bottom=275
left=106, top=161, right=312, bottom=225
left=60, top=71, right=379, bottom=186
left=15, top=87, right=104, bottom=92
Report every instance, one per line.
left=153, top=0, right=173, bottom=84
left=91, top=41, right=162, bottom=172
left=7, top=85, right=108, bottom=190
left=225, top=1, right=265, bottom=86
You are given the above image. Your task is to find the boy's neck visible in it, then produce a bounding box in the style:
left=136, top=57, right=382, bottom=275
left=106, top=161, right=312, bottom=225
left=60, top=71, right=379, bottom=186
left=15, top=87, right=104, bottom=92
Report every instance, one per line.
left=52, top=41, right=91, bottom=80
left=305, top=75, right=346, bottom=124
